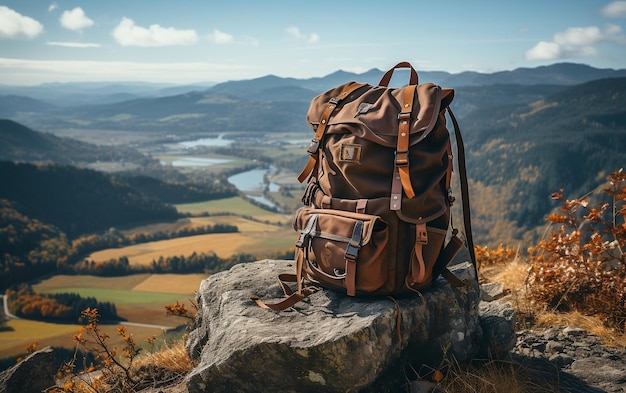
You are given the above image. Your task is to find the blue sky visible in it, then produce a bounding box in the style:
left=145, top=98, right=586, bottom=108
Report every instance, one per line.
left=1, top=1, right=625, bottom=85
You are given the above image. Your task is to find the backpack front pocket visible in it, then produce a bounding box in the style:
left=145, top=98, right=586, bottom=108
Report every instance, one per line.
left=293, top=207, right=389, bottom=296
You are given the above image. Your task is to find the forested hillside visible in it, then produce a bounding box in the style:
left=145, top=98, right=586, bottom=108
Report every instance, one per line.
left=0, top=119, right=148, bottom=164
left=463, top=77, right=626, bottom=245
left=0, top=161, right=180, bottom=238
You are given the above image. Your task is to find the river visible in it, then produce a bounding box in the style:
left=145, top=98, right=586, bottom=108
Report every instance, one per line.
left=227, top=167, right=280, bottom=210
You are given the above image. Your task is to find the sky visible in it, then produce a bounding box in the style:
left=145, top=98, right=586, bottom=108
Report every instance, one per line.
left=1, top=1, right=626, bottom=86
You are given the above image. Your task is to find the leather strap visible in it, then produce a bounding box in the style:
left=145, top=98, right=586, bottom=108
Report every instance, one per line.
left=379, top=61, right=419, bottom=87
left=409, top=223, right=428, bottom=286
left=447, top=108, right=478, bottom=277
left=356, top=199, right=367, bottom=214
left=396, top=85, right=417, bottom=199
left=390, top=170, right=403, bottom=211
left=441, top=268, right=467, bottom=288
left=298, top=82, right=367, bottom=183
left=252, top=285, right=317, bottom=311
left=433, top=234, right=467, bottom=287
left=390, top=85, right=417, bottom=210
left=445, top=140, right=454, bottom=203
left=321, top=195, right=331, bottom=209
left=344, top=220, right=364, bottom=296
left=252, top=247, right=316, bottom=311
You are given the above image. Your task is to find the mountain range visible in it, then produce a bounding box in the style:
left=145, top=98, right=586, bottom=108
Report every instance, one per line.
left=2, top=62, right=626, bottom=134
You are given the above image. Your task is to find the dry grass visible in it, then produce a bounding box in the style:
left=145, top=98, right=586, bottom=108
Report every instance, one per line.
left=55, top=342, right=194, bottom=393
left=134, top=341, right=193, bottom=376
left=481, top=256, right=626, bottom=347
left=433, top=359, right=559, bottom=393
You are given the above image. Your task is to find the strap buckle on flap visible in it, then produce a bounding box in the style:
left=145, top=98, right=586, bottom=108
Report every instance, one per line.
left=307, top=139, right=320, bottom=155
left=395, top=150, right=409, bottom=167
left=344, top=220, right=364, bottom=262
left=397, top=111, right=411, bottom=121
left=296, top=214, right=318, bottom=248
left=329, top=97, right=340, bottom=105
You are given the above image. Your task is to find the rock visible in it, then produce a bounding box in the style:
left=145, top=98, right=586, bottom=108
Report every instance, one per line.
left=513, top=327, right=626, bottom=392
left=479, top=282, right=505, bottom=301
left=477, top=300, right=516, bottom=358
left=0, top=346, right=57, bottom=393
left=185, top=259, right=483, bottom=393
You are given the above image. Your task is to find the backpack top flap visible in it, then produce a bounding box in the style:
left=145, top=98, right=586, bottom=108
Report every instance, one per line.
left=306, top=81, right=454, bottom=148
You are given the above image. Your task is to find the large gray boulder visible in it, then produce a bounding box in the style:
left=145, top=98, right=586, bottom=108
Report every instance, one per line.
left=185, top=259, right=483, bottom=392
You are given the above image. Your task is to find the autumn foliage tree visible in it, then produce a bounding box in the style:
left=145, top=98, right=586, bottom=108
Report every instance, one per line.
left=6, top=284, right=118, bottom=323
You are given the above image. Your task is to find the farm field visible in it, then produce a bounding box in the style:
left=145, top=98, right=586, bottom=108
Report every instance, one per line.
left=0, top=319, right=168, bottom=361
left=88, top=223, right=295, bottom=266
left=175, top=196, right=295, bottom=223
left=1, top=273, right=205, bottom=359
left=88, top=198, right=297, bottom=266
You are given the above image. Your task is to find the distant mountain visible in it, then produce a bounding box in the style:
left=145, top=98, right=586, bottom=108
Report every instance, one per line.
left=208, top=62, right=626, bottom=97
left=433, top=63, right=626, bottom=87
left=0, top=95, right=57, bottom=117
left=17, top=87, right=310, bottom=133
left=0, top=81, right=216, bottom=107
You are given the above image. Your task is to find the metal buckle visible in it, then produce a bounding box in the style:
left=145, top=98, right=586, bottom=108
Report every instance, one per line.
left=394, top=150, right=409, bottom=166
left=397, top=111, right=411, bottom=121
left=344, top=220, right=363, bottom=262
left=447, top=187, right=456, bottom=205
left=306, top=139, right=320, bottom=155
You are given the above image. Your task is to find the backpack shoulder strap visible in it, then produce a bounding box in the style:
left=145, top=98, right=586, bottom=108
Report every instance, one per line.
left=447, top=107, right=478, bottom=279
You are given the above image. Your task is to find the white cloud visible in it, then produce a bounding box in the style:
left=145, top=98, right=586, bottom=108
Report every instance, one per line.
left=601, top=1, right=626, bottom=17
left=208, top=29, right=234, bottom=44
left=60, top=7, right=94, bottom=31
left=309, top=33, right=320, bottom=44
left=526, top=24, right=625, bottom=60
left=48, top=3, right=58, bottom=12
left=0, top=6, right=44, bottom=39
left=286, top=26, right=319, bottom=43
left=526, top=41, right=562, bottom=60
left=112, top=17, right=198, bottom=47
left=47, top=41, right=101, bottom=48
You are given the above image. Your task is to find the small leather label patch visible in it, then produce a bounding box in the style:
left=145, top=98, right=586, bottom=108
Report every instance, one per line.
left=340, top=144, right=361, bottom=163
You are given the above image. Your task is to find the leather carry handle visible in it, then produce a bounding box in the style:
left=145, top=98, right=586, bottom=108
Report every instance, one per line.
left=379, top=61, right=419, bottom=87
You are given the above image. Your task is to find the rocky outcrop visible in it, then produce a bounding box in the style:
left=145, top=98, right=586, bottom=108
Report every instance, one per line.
left=477, top=284, right=516, bottom=358
left=185, top=259, right=484, bottom=393
left=513, top=326, right=626, bottom=393
left=0, top=346, right=56, bottom=393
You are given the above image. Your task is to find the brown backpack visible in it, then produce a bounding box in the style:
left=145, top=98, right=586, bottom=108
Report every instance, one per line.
left=254, top=62, right=477, bottom=311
